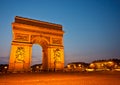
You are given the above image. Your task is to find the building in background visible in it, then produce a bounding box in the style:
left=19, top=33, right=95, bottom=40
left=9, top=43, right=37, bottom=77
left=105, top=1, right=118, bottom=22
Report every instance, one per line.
left=89, top=59, right=120, bottom=71
left=64, top=62, right=89, bottom=72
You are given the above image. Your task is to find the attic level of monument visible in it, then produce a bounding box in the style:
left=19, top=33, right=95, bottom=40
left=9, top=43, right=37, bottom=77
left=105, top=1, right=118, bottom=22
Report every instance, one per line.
left=15, top=16, right=62, bottom=30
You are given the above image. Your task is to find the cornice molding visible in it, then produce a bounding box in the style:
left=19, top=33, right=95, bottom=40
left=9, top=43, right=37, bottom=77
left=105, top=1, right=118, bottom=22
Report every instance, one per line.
left=15, top=16, right=63, bottom=31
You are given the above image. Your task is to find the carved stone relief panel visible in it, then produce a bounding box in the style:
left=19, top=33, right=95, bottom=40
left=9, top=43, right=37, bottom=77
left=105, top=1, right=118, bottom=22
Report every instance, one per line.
left=14, top=33, right=29, bottom=41
left=52, top=38, right=62, bottom=45
left=44, top=36, right=50, bottom=42
left=15, top=47, right=25, bottom=63
left=53, top=48, right=61, bottom=63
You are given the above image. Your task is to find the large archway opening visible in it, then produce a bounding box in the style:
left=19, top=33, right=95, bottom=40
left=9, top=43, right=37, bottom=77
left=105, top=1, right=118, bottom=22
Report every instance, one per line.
left=31, top=44, right=42, bottom=72
left=31, top=37, right=49, bottom=71
left=32, top=44, right=42, bottom=66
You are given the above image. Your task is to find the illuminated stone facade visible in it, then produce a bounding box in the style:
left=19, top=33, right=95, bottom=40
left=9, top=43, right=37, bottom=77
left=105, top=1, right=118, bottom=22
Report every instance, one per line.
left=9, top=16, right=64, bottom=72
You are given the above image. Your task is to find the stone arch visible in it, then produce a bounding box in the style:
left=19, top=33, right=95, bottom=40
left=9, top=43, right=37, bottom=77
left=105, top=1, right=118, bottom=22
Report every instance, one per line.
left=8, top=16, right=64, bottom=72
left=31, top=37, right=49, bottom=70
left=31, top=36, right=49, bottom=48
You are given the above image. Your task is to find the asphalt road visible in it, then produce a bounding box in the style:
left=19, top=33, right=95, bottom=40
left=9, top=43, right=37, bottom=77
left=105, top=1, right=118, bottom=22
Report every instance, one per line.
left=0, top=72, right=120, bottom=85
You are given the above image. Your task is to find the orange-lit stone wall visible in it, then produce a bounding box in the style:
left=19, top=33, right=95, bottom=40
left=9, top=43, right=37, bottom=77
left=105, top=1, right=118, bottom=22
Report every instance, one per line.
left=9, top=16, right=64, bottom=72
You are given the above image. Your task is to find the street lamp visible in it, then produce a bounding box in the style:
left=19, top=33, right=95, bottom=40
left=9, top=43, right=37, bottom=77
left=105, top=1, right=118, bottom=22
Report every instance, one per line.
left=4, top=66, right=8, bottom=69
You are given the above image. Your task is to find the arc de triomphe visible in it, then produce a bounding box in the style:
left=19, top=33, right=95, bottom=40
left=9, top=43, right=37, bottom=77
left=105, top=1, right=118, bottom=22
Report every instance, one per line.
left=8, top=16, right=64, bottom=72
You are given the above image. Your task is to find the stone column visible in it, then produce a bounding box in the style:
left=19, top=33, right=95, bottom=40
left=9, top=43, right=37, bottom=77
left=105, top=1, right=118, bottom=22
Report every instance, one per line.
left=47, top=45, right=64, bottom=71
left=8, top=42, right=32, bottom=72
left=42, top=48, right=48, bottom=71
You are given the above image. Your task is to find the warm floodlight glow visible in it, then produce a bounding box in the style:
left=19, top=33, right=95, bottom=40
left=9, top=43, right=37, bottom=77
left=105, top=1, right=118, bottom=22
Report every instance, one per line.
left=36, top=66, right=39, bottom=68
left=90, top=63, right=95, bottom=68
left=4, top=66, right=7, bottom=69
left=78, top=64, right=81, bottom=67
left=108, top=61, right=114, bottom=66
left=9, top=16, right=64, bottom=72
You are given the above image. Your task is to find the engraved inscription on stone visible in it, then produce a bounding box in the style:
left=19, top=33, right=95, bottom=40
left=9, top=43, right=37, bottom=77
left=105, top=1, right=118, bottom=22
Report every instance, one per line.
left=15, top=33, right=29, bottom=41
left=52, top=38, right=62, bottom=44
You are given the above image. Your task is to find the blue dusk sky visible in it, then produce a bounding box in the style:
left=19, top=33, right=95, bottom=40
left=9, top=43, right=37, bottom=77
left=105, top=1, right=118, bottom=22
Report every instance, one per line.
left=0, top=0, right=120, bottom=65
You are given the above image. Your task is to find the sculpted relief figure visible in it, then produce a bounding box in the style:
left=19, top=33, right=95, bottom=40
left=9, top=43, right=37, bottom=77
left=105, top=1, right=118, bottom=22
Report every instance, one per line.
left=15, top=47, right=25, bottom=63
left=54, top=48, right=61, bottom=63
